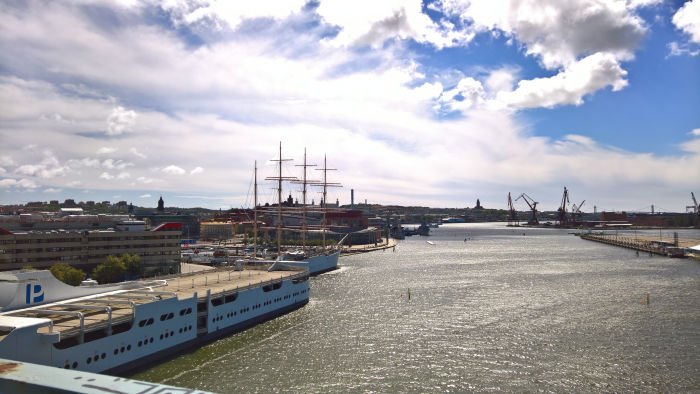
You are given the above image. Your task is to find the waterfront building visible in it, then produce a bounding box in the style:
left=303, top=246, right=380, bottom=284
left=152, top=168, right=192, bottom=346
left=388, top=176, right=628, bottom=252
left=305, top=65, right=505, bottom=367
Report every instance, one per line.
left=325, top=210, right=368, bottom=233
left=0, top=222, right=181, bottom=274
left=134, top=196, right=201, bottom=240
left=0, top=212, right=132, bottom=232
left=200, top=221, right=234, bottom=240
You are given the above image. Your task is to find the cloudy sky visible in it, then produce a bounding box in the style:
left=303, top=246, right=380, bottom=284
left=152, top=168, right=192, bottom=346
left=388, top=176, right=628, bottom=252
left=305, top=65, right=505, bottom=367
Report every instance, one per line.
left=1, top=0, right=699, bottom=213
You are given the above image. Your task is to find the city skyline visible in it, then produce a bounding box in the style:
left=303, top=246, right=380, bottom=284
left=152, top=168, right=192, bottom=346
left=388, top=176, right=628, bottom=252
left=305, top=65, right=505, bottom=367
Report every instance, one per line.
left=1, top=1, right=699, bottom=212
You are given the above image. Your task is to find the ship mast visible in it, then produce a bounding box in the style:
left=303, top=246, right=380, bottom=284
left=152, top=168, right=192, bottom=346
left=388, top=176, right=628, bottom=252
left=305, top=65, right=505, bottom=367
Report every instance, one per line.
left=265, top=142, right=296, bottom=257
left=315, top=155, right=340, bottom=248
left=294, top=148, right=316, bottom=249
left=253, top=160, right=258, bottom=258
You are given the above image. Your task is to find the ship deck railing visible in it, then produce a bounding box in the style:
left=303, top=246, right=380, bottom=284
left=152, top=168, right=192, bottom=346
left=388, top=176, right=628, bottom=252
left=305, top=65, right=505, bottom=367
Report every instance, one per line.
left=1, top=267, right=308, bottom=345
left=160, top=266, right=309, bottom=302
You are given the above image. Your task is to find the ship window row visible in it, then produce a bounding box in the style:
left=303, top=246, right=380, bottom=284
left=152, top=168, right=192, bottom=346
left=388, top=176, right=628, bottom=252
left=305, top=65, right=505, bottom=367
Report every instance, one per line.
left=213, top=312, right=238, bottom=323
left=61, top=324, right=196, bottom=370
left=138, top=337, right=155, bottom=347
left=54, top=322, right=133, bottom=350
left=179, top=307, right=193, bottom=316
left=64, top=344, right=133, bottom=370
left=63, top=319, right=197, bottom=369
left=211, top=293, right=238, bottom=307
left=159, top=330, right=175, bottom=340
left=138, top=317, right=155, bottom=327
left=262, top=282, right=283, bottom=292
left=160, top=312, right=174, bottom=321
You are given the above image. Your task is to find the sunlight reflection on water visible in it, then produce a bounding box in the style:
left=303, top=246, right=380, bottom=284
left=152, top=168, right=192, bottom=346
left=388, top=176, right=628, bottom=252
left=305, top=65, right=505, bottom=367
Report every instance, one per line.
left=133, top=223, right=700, bottom=393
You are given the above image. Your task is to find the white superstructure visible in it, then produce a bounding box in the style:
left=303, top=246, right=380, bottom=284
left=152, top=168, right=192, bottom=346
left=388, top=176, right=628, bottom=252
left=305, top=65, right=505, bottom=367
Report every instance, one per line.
left=0, top=266, right=309, bottom=374
left=279, top=249, right=340, bottom=275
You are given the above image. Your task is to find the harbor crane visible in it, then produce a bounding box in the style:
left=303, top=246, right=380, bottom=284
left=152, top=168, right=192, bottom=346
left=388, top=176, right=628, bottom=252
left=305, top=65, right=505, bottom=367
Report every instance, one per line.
left=507, top=192, right=518, bottom=226
left=556, top=186, right=570, bottom=226
left=688, top=192, right=699, bottom=214
left=571, top=200, right=585, bottom=224
left=516, top=193, right=539, bottom=225
left=690, top=192, right=700, bottom=227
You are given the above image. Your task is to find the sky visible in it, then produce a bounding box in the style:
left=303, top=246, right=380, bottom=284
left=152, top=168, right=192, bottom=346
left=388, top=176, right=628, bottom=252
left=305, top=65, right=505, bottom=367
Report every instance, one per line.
left=0, top=0, right=699, bottom=213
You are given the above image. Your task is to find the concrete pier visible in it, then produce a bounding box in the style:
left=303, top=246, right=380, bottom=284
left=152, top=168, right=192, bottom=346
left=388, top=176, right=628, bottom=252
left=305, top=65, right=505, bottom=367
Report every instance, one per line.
left=341, top=238, right=398, bottom=255
left=579, top=232, right=699, bottom=257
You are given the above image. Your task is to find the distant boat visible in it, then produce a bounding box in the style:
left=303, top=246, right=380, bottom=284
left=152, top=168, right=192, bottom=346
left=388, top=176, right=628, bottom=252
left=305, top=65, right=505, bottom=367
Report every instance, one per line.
left=442, top=217, right=465, bottom=223
left=426, top=241, right=435, bottom=245
left=416, top=223, right=430, bottom=236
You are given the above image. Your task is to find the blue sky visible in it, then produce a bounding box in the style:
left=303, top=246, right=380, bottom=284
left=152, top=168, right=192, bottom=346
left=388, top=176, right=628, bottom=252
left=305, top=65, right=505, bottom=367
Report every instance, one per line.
left=0, top=0, right=699, bottom=212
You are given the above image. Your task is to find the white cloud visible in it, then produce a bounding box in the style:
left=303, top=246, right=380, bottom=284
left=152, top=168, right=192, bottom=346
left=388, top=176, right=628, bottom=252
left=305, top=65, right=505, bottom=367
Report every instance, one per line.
left=0, top=1, right=696, bottom=211
left=78, top=158, right=100, bottom=168
left=106, top=106, right=137, bottom=136
left=136, top=176, right=158, bottom=184
left=0, top=179, right=17, bottom=188
left=163, top=0, right=307, bottom=30
left=0, top=178, right=38, bottom=190
left=102, top=159, right=133, bottom=170
left=672, top=0, right=700, bottom=44
left=499, top=52, right=628, bottom=109
left=438, top=77, right=486, bottom=112
left=162, top=165, right=186, bottom=175
left=99, top=172, right=114, bottom=180
left=667, top=41, right=700, bottom=57
left=43, top=188, right=62, bottom=193
left=0, top=156, right=16, bottom=167
left=0, top=167, right=5, bottom=175
left=96, top=147, right=117, bottom=155
left=440, top=0, right=649, bottom=68
left=129, top=147, right=147, bottom=159
left=190, top=166, right=204, bottom=175
left=18, top=179, right=38, bottom=189
left=691, top=128, right=700, bottom=136
left=13, top=150, right=69, bottom=178
left=139, top=193, right=152, bottom=198
left=117, top=171, right=131, bottom=179
left=317, top=0, right=473, bottom=49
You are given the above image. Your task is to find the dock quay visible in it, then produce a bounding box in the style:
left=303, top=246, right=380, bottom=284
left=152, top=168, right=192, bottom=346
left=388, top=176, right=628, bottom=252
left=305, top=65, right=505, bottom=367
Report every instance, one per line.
left=578, top=232, right=700, bottom=257
left=341, top=238, right=398, bottom=255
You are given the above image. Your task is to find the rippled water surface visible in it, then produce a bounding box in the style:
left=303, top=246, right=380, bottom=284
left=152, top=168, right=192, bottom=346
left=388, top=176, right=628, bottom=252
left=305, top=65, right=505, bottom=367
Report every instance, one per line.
left=133, top=224, right=700, bottom=392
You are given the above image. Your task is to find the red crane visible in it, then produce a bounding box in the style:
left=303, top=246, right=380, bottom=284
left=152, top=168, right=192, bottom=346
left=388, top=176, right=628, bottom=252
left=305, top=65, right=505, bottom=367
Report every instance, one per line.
left=516, top=193, right=539, bottom=225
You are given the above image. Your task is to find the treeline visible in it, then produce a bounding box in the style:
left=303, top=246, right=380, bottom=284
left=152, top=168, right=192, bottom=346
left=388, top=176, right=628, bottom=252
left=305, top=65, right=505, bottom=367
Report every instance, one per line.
left=50, top=253, right=143, bottom=285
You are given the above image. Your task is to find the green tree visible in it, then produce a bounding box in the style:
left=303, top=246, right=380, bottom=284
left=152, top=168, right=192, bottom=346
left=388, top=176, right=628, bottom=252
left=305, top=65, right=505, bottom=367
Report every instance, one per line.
left=120, top=253, right=142, bottom=278
left=50, top=263, right=86, bottom=286
left=92, top=255, right=127, bottom=284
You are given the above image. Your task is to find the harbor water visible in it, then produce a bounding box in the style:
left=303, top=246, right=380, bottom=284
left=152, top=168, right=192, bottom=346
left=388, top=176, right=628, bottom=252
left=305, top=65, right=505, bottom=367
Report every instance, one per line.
left=132, top=223, right=700, bottom=392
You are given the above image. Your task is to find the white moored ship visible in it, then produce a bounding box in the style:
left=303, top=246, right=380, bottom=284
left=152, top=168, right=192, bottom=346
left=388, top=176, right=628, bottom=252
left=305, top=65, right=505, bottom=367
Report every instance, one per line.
left=278, top=249, right=341, bottom=275
left=0, top=265, right=309, bottom=374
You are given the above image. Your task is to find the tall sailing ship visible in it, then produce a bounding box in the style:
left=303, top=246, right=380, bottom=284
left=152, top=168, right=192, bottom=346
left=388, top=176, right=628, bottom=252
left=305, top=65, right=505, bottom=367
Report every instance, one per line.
left=252, top=144, right=343, bottom=275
